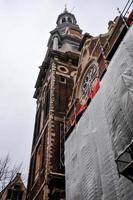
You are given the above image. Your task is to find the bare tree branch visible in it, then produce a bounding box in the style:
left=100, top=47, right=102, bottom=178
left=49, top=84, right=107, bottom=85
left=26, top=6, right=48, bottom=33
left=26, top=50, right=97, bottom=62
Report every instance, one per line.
left=0, top=154, right=23, bottom=191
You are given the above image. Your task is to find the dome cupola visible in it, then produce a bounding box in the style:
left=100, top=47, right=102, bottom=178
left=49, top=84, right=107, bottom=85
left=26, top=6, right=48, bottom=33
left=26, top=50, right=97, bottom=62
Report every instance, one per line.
left=56, top=7, right=77, bottom=26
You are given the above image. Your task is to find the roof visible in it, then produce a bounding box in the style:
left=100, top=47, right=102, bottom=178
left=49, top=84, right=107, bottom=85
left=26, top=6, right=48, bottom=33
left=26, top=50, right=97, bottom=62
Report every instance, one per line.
left=0, top=173, right=26, bottom=198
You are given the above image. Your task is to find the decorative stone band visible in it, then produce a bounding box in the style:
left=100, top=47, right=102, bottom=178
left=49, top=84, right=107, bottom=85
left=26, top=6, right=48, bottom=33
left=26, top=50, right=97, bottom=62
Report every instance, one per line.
left=46, top=62, right=56, bottom=175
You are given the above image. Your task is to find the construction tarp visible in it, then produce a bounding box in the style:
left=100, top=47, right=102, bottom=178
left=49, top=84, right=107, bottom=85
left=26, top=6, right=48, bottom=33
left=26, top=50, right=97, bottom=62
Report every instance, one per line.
left=65, top=26, right=133, bottom=200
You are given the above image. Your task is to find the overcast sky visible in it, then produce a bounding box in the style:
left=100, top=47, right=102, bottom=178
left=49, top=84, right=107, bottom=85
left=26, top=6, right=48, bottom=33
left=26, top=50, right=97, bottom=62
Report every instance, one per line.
left=0, top=0, right=129, bottom=181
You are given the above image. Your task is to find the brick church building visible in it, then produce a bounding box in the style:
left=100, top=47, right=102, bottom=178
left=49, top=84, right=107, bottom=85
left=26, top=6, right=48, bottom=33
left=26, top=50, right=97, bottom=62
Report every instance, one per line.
left=26, top=5, right=133, bottom=200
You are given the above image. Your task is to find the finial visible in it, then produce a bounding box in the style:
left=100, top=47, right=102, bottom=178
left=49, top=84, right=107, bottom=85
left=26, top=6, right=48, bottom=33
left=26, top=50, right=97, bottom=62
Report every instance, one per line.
left=64, top=3, right=68, bottom=13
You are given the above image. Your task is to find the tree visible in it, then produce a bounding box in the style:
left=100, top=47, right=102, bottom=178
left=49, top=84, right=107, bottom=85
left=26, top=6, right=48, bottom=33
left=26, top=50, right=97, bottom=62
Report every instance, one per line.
left=0, top=154, right=22, bottom=191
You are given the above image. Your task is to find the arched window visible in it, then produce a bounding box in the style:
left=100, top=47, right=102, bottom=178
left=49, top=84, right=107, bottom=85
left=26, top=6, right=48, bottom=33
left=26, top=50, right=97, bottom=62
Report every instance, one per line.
left=62, top=18, right=66, bottom=23
left=68, top=17, right=72, bottom=23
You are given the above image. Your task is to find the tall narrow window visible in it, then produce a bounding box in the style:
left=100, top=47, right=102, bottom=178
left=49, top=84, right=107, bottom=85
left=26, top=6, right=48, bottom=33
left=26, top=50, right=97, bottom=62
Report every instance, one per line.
left=35, top=143, right=42, bottom=180
left=60, top=122, right=65, bottom=168
left=43, top=90, right=50, bottom=122
left=68, top=17, right=72, bottom=23
left=6, top=186, right=23, bottom=200
left=62, top=18, right=66, bottom=23
left=7, top=189, right=12, bottom=199
left=33, top=105, right=42, bottom=145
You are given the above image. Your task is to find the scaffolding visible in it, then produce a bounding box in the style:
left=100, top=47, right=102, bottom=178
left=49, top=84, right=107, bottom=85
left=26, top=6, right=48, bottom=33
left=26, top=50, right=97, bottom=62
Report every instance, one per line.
left=116, top=142, right=133, bottom=182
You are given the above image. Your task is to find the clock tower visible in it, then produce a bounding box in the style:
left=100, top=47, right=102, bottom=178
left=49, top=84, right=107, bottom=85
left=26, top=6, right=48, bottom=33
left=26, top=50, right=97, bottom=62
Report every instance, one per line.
left=48, top=7, right=82, bottom=52
left=26, top=8, right=82, bottom=200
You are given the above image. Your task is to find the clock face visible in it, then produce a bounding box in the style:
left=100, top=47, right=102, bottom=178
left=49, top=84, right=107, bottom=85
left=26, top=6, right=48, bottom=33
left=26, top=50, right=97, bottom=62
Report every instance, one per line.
left=80, top=62, right=98, bottom=104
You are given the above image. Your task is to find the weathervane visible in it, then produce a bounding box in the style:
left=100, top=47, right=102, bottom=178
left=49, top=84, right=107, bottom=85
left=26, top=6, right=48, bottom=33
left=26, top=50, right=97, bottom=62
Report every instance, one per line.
left=64, top=3, right=75, bottom=13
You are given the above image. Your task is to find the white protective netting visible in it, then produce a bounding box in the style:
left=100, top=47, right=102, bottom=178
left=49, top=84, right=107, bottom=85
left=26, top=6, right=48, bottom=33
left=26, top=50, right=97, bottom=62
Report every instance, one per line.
left=65, top=26, right=133, bottom=200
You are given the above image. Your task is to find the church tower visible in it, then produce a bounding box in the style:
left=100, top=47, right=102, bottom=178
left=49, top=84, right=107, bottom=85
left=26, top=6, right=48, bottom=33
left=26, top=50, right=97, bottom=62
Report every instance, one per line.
left=26, top=8, right=82, bottom=200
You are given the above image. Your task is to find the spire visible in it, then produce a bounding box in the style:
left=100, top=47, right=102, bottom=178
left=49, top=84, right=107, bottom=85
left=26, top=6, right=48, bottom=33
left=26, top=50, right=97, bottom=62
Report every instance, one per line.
left=64, top=4, right=68, bottom=13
